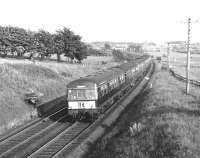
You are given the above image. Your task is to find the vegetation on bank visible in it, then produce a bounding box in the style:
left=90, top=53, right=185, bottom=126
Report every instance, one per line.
left=112, top=49, right=148, bottom=62
left=86, top=66, right=200, bottom=158
left=0, top=56, right=119, bottom=134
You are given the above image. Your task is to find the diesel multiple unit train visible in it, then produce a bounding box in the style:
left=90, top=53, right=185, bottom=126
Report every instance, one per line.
left=66, top=56, right=151, bottom=119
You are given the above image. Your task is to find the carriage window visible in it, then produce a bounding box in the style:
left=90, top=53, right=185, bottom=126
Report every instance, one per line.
left=119, top=75, right=125, bottom=82
left=100, top=84, right=108, bottom=96
left=67, top=89, right=96, bottom=100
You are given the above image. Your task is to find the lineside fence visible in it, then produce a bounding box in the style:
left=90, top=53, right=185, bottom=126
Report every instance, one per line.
left=170, top=68, right=200, bottom=87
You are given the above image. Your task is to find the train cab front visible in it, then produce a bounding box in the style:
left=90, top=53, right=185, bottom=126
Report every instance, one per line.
left=66, top=79, right=99, bottom=120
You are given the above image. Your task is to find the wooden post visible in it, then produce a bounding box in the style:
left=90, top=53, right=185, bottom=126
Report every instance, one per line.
left=186, top=18, right=191, bottom=94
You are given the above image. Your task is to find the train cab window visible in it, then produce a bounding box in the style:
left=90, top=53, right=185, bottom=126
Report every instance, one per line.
left=119, top=75, right=125, bottom=83
left=67, top=88, right=97, bottom=100
left=77, top=90, right=86, bottom=98
left=98, top=87, right=102, bottom=98
left=113, top=80, right=116, bottom=88
left=114, top=78, right=118, bottom=87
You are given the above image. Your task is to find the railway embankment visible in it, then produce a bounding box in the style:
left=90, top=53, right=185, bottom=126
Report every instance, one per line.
left=86, top=63, right=200, bottom=158
left=0, top=56, right=119, bottom=135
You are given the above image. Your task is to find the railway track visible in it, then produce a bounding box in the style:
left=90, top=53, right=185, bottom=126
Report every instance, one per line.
left=28, top=122, right=90, bottom=158
left=0, top=107, right=70, bottom=158
left=0, top=107, right=68, bottom=143
left=0, top=60, right=154, bottom=158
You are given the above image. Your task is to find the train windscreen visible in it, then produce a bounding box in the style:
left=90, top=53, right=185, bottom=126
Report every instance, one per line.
left=67, top=89, right=97, bottom=100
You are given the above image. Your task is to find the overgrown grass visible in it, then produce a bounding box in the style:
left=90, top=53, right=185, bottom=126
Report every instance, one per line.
left=86, top=66, right=200, bottom=158
left=0, top=56, right=119, bottom=134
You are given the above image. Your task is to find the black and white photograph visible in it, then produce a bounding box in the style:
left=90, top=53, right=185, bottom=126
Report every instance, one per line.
left=0, top=0, right=200, bottom=157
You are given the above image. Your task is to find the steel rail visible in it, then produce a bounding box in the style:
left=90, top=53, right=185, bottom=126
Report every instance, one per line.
left=0, top=114, right=71, bottom=158
left=28, top=122, right=90, bottom=158
left=0, top=106, right=68, bottom=143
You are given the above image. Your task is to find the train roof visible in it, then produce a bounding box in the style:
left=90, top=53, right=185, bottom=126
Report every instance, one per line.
left=67, top=56, right=149, bottom=88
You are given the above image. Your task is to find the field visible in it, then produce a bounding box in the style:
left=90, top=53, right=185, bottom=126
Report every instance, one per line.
left=170, top=52, right=200, bottom=81
left=146, top=50, right=200, bottom=81
left=86, top=63, right=200, bottom=158
left=0, top=56, right=119, bottom=134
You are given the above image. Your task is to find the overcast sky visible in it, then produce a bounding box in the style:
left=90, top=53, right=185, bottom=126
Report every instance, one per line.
left=0, top=0, right=200, bottom=43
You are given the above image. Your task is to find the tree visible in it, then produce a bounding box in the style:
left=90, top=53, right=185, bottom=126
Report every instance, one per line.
left=0, top=25, right=88, bottom=62
left=57, top=27, right=75, bottom=60
left=34, top=30, right=53, bottom=60
left=0, top=26, right=35, bottom=57
left=104, top=43, right=111, bottom=50
left=73, top=42, right=88, bottom=62
left=55, top=27, right=88, bottom=62
left=52, top=33, right=64, bottom=62
left=112, top=49, right=124, bottom=61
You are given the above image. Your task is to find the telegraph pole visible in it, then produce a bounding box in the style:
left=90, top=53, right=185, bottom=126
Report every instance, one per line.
left=186, top=18, right=191, bottom=94
left=181, top=18, right=198, bottom=94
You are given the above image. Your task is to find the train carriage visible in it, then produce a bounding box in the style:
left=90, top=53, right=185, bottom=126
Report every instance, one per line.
left=67, top=68, right=124, bottom=118
left=66, top=57, right=151, bottom=119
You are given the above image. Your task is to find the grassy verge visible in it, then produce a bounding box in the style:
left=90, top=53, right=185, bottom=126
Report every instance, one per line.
left=0, top=56, right=119, bottom=134
left=86, top=65, right=200, bottom=158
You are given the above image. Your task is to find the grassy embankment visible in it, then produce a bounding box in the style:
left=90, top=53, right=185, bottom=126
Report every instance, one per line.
left=0, top=56, right=119, bottom=134
left=86, top=63, right=200, bottom=158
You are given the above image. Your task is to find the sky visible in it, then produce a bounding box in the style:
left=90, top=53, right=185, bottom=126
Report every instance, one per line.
left=0, top=0, right=200, bottom=43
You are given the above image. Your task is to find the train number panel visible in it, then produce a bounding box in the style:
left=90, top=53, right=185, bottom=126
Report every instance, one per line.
left=68, top=101, right=96, bottom=110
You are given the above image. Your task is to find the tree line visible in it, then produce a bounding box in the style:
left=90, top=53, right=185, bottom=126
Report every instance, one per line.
left=0, top=26, right=88, bottom=62
left=112, top=49, right=147, bottom=62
